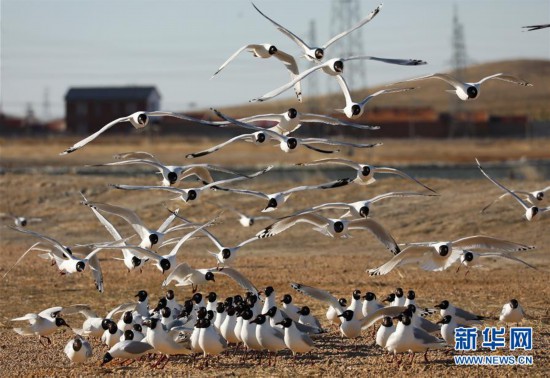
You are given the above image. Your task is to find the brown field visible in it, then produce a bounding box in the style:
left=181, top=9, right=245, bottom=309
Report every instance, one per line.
left=0, top=137, right=549, bottom=376
left=220, top=59, right=550, bottom=120
left=2, top=136, right=550, bottom=167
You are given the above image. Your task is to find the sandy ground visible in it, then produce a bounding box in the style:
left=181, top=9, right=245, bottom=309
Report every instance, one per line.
left=0, top=138, right=549, bottom=376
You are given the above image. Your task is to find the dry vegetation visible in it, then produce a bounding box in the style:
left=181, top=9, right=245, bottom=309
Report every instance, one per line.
left=0, top=138, right=549, bottom=376
left=1, top=136, right=550, bottom=168
left=220, top=59, right=550, bottom=120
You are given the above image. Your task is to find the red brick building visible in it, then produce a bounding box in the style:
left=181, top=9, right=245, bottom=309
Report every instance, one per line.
left=64, top=86, right=160, bottom=135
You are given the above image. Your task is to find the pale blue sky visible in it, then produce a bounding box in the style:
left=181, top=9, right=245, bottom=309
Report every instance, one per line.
left=1, top=0, right=549, bottom=119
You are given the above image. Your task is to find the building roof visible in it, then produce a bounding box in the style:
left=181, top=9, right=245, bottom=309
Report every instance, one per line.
left=65, top=86, right=159, bottom=101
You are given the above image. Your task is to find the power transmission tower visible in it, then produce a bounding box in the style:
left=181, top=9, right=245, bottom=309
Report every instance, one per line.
left=330, top=0, right=367, bottom=94
left=448, top=4, right=469, bottom=137
left=451, top=4, right=467, bottom=83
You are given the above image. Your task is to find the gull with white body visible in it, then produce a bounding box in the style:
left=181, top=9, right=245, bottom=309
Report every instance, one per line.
left=297, top=158, right=435, bottom=192
left=8, top=227, right=128, bottom=292
left=216, top=107, right=379, bottom=135
left=212, top=43, right=302, bottom=101
left=91, top=218, right=216, bottom=274
left=256, top=212, right=400, bottom=254
left=253, top=2, right=383, bottom=63
left=109, top=166, right=272, bottom=203
left=335, top=75, right=416, bottom=119
left=458, top=249, right=537, bottom=273
left=64, top=335, right=93, bottom=364
left=61, top=111, right=220, bottom=154
left=252, top=56, right=426, bottom=103
left=211, top=177, right=352, bottom=213
left=434, top=300, right=486, bottom=326
left=215, top=204, right=273, bottom=227
left=481, top=185, right=550, bottom=213
left=286, top=191, right=437, bottom=219
left=163, top=263, right=258, bottom=294
left=367, top=235, right=534, bottom=276
left=81, top=200, right=185, bottom=250
left=499, top=299, right=526, bottom=325
left=477, top=158, right=548, bottom=221
left=12, top=306, right=71, bottom=345
left=389, top=72, right=532, bottom=101
left=187, top=110, right=381, bottom=158
left=93, top=151, right=253, bottom=187
left=0, top=212, right=42, bottom=227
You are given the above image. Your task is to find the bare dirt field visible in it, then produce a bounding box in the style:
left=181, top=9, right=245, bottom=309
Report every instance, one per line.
left=0, top=137, right=549, bottom=376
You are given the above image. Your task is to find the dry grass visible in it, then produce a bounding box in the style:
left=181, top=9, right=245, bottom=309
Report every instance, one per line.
left=220, top=59, right=550, bottom=120
left=1, top=136, right=550, bottom=168
left=0, top=138, right=549, bottom=376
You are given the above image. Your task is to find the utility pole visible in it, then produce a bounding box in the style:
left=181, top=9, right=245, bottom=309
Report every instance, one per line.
left=24, top=103, right=36, bottom=135
left=42, top=87, right=51, bottom=122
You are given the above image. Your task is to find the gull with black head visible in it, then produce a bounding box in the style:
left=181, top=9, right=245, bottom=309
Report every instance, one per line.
left=93, top=151, right=254, bottom=187
left=296, top=158, right=435, bottom=192
left=368, top=235, right=533, bottom=276
left=216, top=107, right=379, bottom=135
left=252, top=2, right=383, bottom=63
left=212, top=43, right=302, bottom=101
left=477, top=158, right=548, bottom=221
left=389, top=72, right=532, bottom=101
left=109, top=166, right=272, bottom=203
left=61, top=110, right=220, bottom=155
left=257, top=212, right=400, bottom=254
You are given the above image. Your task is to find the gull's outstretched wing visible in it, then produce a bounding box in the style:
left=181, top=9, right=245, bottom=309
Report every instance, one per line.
left=358, top=87, right=416, bottom=107
left=344, top=56, right=427, bottom=66
left=322, top=3, right=383, bottom=48
left=367, top=245, right=432, bottom=276
left=348, top=218, right=400, bottom=254
left=296, top=158, right=361, bottom=170
left=374, top=166, right=436, bottom=193
left=476, top=158, right=531, bottom=211
left=477, top=73, right=532, bottom=86
left=185, top=134, right=254, bottom=158
left=81, top=201, right=149, bottom=240
left=300, top=112, right=379, bottom=130
left=211, top=44, right=252, bottom=78
left=282, top=178, right=353, bottom=195
left=273, top=49, right=302, bottom=101
left=360, top=306, right=408, bottom=329
left=217, top=267, right=259, bottom=296
left=256, top=213, right=330, bottom=239
left=290, top=282, right=343, bottom=312
left=162, top=262, right=194, bottom=286
left=61, top=117, right=129, bottom=155
left=8, top=227, right=71, bottom=259
left=251, top=63, right=327, bottom=102
left=389, top=73, right=462, bottom=88
left=453, top=235, right=534, bottom=252
left=252, top=3, right=311, bottom=54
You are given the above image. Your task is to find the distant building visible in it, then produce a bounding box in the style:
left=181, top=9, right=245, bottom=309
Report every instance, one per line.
left=64, top=86, right=160, bottom=134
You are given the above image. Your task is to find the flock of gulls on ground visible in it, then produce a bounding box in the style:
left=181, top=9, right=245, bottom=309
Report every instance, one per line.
left=3, top=2, right=548, bottom=369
